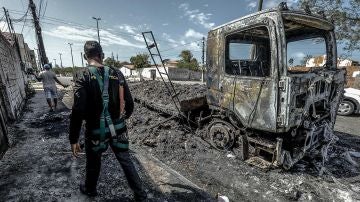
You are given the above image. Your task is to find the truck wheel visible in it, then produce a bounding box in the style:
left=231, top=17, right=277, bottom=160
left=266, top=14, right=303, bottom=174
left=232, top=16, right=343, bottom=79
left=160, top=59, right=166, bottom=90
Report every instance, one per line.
left=338, top=100, right=355, bottom=116
left=207, top=119, right=235, bottom=150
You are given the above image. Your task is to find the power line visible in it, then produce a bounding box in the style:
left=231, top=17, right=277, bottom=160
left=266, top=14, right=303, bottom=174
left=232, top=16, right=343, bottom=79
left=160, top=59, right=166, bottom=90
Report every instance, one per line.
left=41, top=0, right=48, bottom=19
left=160, top=39, right=202, bottom=53
left=7, top=8, right=193, bottom=48
left=6, top=7, right=205, bottom=61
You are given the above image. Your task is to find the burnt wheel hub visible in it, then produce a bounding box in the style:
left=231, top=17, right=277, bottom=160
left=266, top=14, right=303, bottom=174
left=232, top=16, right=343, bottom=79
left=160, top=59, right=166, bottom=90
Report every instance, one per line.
left=208, top=120, right=235, bottom=150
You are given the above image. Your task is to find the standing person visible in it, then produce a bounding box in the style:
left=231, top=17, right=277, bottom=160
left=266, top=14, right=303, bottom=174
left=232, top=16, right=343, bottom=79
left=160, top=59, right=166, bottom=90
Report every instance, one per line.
left=34, top=64, right=68, bottom=112
left=69, top=41, right=147, bottom=201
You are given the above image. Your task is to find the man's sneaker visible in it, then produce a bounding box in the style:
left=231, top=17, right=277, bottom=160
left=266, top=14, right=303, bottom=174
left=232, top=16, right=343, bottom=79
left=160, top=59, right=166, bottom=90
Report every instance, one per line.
left=79, top=183, right=98, bottom=197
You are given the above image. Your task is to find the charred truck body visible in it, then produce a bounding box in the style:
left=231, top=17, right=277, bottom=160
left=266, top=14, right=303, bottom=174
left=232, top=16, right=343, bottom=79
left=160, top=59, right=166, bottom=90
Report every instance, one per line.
left=201, top=4, right=345, bottom=169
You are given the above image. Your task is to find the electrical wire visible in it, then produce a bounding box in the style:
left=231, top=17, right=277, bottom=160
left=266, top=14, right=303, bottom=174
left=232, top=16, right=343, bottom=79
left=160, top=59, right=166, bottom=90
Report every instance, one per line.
left=38, top=0, right=43, bottom=17
left=41, top=0, right=48, bottom=19
left=6, top=8, right=204, bottom=61
left=8, top=8, right=197, bottom=49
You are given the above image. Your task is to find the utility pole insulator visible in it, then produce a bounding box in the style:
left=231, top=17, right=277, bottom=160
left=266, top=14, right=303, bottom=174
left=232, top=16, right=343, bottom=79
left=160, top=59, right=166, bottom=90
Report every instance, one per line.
left=29, top=0, right=48, bottom=66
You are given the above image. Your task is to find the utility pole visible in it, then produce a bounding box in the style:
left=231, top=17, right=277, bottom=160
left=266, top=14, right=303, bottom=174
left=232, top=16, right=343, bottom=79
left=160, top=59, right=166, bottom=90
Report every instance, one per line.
left=111, top=52, right=115, bottom=67
left=2, top=8, right=12, bottom=34
left=68, top=43, right=74, bottom=68
left=53, top=59, right=57, bottom=67
left=35, top=48, right=41, bottom=70
left=92, top=17, right=101, bottom=45
left=258, top=0, right=263, bottom=11
left=58, top=53, right=63, bottom=68
left=116, top=54, right=119, bottom=62
left=29, top=0, right=48, bottom=66
left=201, top=36, right=205, bottom=82
left=81, top=52, right=84, bottom=67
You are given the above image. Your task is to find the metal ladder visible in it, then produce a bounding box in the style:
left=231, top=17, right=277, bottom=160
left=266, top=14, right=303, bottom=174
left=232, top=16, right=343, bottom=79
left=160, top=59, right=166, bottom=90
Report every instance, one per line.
left=142, top=31, right=182, bottom=115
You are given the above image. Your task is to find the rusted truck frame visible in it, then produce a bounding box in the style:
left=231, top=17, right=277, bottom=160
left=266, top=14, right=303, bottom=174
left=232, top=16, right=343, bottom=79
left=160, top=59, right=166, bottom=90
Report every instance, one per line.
left=200, top=4, right=345, bottom=169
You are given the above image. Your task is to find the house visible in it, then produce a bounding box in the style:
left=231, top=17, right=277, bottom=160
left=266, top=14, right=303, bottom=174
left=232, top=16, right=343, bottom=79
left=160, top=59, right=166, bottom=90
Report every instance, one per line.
left=120, top=64, right=135, bottom=77
left=120, top=62, right=176, bottom=80
left=306, top=55, right=359, bottom=68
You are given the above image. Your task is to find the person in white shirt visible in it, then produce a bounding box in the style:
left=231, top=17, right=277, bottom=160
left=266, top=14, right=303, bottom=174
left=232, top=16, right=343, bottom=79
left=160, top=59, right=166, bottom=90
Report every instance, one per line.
left=34, top=64, right=68, bottom=112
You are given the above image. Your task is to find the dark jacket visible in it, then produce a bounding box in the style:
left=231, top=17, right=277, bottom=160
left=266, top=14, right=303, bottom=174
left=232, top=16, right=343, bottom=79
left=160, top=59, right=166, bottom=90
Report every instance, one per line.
left=69, top=66, right=134, bottom=144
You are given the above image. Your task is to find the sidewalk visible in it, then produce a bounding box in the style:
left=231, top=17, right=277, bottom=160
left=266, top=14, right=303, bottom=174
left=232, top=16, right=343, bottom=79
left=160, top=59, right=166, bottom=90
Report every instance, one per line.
left=0, top=84, right=212, bottom=201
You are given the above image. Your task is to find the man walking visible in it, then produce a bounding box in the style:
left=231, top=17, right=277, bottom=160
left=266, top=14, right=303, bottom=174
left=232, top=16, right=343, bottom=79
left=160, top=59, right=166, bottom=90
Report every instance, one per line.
left=69, top=41, right=147, bottom=201
left=35, top=64, right=68, bottom=112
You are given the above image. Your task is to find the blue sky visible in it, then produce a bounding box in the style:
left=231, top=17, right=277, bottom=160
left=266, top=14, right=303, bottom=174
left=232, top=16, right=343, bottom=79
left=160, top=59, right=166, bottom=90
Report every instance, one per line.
left=1, top=0, right=359, bottom=67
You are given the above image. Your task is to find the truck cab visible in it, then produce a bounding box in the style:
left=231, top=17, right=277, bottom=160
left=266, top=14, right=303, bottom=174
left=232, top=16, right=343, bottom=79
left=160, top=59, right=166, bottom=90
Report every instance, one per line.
left=205, top=3, right=345, bottom=168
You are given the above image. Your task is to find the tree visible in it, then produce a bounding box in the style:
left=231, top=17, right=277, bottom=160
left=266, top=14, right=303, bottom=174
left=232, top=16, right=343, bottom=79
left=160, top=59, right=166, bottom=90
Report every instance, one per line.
left=288, top=58, right=294, bottom=66
left=177, top=50, right=199, bottom=71
left=299, top=0, right=360, bottom=52
left=130, top=53, right=150, bottom=81
left=104, top=57, right=122, bottom=68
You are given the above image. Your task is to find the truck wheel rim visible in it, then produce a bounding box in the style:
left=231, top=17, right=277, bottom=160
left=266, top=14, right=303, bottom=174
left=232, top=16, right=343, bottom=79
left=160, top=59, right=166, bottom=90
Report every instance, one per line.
left=208, top=120, right=235, bottom=150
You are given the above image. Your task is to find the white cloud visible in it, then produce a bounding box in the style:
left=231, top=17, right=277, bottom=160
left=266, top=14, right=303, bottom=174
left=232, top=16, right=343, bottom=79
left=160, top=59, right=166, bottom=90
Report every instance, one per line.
left=43, top=25, right=144, bottom=48
left=116, top=24, right=149, bottom=42
left=162, top=23, right=169, bottom=26
left=118, top=24, right=136, bottom=34
left=179, top=3, right=215, bottom=29
left=184, top=29, right=204, bottom=39
left=133, top=35, right=144, bottom=42
left=293, top=52, right=306, bottom=58
left=247, top=2, right=257, bottom=9
left=0, top=21, right=9, bottom=32
left=189, top=41, right=200, bottom=50
left=162, top=33, right=177, bottom=45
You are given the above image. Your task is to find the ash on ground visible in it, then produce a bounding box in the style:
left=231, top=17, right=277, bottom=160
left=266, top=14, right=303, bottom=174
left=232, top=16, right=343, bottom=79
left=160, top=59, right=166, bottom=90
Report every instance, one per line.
left=128, top=81, right=360, bottom=201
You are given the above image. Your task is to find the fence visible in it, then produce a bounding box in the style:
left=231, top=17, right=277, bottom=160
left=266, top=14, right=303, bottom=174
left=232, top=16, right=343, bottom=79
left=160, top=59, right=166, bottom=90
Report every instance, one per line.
left=168, top=68, right=202, bottom=81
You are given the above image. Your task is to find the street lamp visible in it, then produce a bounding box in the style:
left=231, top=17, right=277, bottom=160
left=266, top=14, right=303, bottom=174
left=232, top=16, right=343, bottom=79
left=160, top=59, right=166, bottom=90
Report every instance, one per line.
left=92, top=17, right=101, bottom=45
left=68, top=43, right=74, bottom=68
left=58, top=53, right=63, bottom=68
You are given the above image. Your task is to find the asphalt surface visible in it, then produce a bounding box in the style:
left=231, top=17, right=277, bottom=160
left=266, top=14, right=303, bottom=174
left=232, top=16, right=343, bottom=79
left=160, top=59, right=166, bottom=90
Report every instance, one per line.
left=335, top=114, right=360, bottom=137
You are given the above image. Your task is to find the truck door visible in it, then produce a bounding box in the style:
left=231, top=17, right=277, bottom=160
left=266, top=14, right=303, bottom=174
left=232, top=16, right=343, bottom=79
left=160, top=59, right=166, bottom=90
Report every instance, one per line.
left=220, top=25, right=278, bottom=132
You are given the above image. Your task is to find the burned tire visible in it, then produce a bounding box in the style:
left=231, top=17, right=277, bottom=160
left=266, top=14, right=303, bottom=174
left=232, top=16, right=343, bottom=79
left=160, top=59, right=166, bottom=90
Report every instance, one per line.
left=207, top=119, right=235, bottom=151
left=338, top=100, right=355, bottom=116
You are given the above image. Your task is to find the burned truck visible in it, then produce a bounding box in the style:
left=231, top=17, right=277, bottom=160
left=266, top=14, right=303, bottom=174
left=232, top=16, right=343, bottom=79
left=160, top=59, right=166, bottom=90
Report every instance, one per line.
left=198, top=4, right=346, bottom=169
left=142, top=3, right=346, bottom=169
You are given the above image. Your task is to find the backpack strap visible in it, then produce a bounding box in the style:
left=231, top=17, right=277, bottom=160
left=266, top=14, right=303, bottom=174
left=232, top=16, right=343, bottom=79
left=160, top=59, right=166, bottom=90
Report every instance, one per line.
left=88, top=66, right=121, bottom=144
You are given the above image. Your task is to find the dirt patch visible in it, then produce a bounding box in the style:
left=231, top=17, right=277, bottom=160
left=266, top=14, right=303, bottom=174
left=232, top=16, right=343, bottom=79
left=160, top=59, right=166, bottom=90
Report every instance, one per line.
left=128, top=81, right=360, bottom=201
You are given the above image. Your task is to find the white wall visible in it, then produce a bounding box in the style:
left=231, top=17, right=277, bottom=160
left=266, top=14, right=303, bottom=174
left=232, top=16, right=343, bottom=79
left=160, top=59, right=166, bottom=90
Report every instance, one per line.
left=120, top=66, right=169, bottom=80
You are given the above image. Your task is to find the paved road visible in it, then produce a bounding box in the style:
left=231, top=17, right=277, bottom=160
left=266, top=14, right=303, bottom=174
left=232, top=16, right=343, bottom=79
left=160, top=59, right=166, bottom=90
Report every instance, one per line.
left=335, top=114, right=360, bottom=137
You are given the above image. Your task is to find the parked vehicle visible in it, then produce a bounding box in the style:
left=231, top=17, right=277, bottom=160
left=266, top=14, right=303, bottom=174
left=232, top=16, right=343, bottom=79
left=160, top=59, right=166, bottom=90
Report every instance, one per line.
left=338, top=88, right=360, bottom=116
